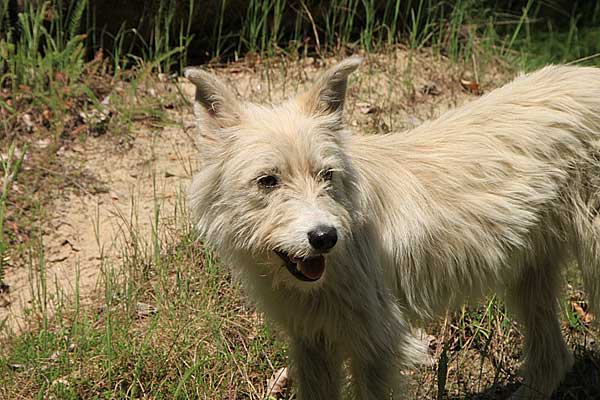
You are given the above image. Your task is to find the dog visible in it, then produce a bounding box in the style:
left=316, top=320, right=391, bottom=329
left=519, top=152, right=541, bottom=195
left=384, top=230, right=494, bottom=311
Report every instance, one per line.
left=185, top=57, right=600, bottom=399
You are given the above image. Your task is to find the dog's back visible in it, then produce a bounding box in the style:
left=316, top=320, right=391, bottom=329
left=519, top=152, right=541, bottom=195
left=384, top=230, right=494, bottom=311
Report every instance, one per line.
left=349, top=65, right=600, bottom=317
left=343, top=65, right=600, bottom=398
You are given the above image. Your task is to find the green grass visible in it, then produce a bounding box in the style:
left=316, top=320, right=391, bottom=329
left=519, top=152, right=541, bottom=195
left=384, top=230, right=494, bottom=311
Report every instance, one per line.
left=0, top=0, right=186, bottom=324
left=1, top=0, right=92, bottom=138
left=0, top=189, right=287, bottom=399
left=0, top=0, right=187, bottom=138
left=3, top=1, right=599, bottom=84
left=217, top=0, right=600, bottom=68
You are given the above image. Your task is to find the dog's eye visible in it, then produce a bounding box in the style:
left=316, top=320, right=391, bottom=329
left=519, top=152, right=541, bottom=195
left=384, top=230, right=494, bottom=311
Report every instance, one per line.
left=318, top=169, right=334, bottom=182
left=257, top=175, right=279, bottom=189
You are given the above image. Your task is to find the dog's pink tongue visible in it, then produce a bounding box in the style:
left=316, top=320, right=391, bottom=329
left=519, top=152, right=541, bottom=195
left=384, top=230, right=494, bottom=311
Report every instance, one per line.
left=299, top=256, right=325, bottom=280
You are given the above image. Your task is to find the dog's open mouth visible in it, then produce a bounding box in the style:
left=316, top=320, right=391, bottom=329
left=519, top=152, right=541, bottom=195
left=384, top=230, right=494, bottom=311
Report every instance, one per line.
left=274, top=250, right=325, bottom=281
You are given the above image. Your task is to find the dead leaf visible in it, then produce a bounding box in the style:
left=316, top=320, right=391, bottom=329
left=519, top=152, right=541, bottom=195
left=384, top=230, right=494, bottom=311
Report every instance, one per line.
left=460, top=78, right=480, bottom=94
left=93, top=49, right=103, bottom=63
left=571, top=301, right=594, bottom=324
left=41, top=108, right=50, bottom=118
left=266, top=367, right=289, bottom=398
left=54, top=71, right=67, bottom=84
left=70, top=124, right=88, bottom=137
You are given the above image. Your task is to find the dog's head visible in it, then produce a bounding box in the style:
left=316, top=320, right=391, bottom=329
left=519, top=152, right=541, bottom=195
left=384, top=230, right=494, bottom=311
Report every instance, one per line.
left=186, top=58, right=364, bottom=288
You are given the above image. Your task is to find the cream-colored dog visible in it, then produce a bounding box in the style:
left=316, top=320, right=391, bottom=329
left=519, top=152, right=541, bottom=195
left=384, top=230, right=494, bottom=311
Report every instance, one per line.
left=185, top=58, right=600, bottom=399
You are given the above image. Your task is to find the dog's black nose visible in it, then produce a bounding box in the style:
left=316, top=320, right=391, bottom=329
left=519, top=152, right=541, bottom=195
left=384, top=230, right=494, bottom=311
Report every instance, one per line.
left=308, top=225, right=338, bottom=252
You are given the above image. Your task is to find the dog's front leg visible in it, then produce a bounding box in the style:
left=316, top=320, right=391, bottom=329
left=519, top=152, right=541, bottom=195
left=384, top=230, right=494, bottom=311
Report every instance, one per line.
left=289, top=335, right=343, bottom=400
left=350, top=351, right=403, bottom=400
left=348, top=316, right=419, bottom=399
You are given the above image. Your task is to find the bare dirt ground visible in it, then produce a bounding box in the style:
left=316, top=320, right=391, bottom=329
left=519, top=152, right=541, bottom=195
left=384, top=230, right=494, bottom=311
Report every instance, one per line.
left=0, top=113, right=198, bottom=332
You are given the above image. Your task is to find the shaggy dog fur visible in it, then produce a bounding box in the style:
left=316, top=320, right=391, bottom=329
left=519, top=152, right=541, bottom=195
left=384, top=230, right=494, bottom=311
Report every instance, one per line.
left=185, top=58, right=600, bottom=399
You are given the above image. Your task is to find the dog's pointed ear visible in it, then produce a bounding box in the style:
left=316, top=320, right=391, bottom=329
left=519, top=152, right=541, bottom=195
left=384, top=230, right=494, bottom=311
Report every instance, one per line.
left=298, top=56, right=362, bottom=116
left=184, top=67, right=241, bottom=131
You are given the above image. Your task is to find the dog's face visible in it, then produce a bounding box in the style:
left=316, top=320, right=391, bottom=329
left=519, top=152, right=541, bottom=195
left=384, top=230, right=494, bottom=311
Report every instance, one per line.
left=186, top=58, right=364, bottom=287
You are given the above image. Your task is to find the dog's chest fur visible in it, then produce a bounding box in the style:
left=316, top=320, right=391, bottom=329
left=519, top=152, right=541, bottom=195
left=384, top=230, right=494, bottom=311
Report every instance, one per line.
left=231, top=237, right=399, bottom=343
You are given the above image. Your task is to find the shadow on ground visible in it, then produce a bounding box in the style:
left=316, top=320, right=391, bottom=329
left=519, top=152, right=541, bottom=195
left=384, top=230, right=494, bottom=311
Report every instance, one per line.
left=447, top=347, right=600, bottom=399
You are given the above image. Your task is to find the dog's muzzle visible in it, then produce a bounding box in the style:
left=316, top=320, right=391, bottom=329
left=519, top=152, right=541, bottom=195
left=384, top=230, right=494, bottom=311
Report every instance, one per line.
left=274, top=250, right=325, bottom=281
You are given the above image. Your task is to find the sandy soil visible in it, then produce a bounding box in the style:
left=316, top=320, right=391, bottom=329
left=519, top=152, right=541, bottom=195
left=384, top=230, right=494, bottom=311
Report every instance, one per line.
left=0, top=105, right=198, bottom=332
